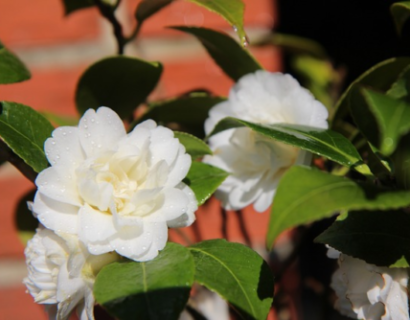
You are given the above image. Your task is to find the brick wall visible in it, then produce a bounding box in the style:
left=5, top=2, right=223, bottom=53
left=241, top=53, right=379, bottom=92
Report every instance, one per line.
left=0, top=1, right=280, bottom=319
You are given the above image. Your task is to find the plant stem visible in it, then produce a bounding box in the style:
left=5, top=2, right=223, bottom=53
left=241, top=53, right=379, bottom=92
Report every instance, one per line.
left=236, top=209, right=252, bottom=247
left=93, top=0, right=125, bottom=54
left=221, top=208, right=228, bottom=240
left=0, top=140, right=37, bottom=183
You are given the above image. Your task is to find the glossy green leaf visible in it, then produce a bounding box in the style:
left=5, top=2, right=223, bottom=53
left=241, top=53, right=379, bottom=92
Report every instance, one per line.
left=61, top=0, right=94, bottom=15
left=361, top=88, right=410, bottom=156
left=0, top=101, right=54, bottom=172
left=172, top=27, right=262, bottom=81
left=94, top=243, right=194, bottom=320
left=135, top=0, right=173, bottom=23
left=189, top=239, right=274, bottom=320
left=184, top=162, right=229, bottom=205
left=332, top=57, right=410, bottom=124
left=386, top=64, right=410, bottom=100
left=174, top=131, right=212, bottom=159
left=76, top=56, right=162, bottom=119
left=15, top=189, right=37, bottom=245
left=135, top=93, right=225, bottom=138
left=0, top=41, right=30, bottom=84
left=390, top=1, right=410, bottom=35
left=266, top=166, right=410, bottom=248
left=316, top=210, right=410, bottom=268
left=185, top=0, right=246, bottom=45
left=208, top=117, right=362, bottom=167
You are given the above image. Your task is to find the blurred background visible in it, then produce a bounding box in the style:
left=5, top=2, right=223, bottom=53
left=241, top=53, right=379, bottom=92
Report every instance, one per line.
left=0, top=0, right=405, bottom=319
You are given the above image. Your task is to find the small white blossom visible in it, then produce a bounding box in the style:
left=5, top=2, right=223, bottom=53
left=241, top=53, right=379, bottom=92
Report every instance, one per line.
left=328, top=248, right=409, bottom=320
left=32, top=107, right=197, bottom=261
left=203, top=71, right=328, bottom=212
left=24, top=227, right=119, bottom=320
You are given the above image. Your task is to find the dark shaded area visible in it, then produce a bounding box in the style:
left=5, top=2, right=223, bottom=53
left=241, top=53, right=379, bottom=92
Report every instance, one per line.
left=277, top=0, right=410, bottom=87
left=103, top=287, right=191, bottom=320
left=14, top=189, right=38, bottom=234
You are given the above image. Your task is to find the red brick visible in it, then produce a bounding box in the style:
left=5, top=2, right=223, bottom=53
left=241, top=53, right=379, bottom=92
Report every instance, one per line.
left=0, top=66, right=86, bottom=117
left=0, top=0, right=100, bottom=48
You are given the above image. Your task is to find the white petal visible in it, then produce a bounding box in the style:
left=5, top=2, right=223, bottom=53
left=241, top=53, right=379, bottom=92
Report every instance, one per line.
left=78, top=205, right=117, bottom=245
left=36, top=167, right=82, bottom=206
left=33, top=192, right=78, bottom=234
left=167, top=183, right=197, bottom=228
left=79, top=107, right=126, bottom=157
left=165, top=149, right=191, bottom=187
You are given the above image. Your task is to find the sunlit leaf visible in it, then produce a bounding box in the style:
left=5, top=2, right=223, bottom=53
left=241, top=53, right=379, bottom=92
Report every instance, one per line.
left=184, top=162, right=229, bottom=205
left=0, top=101, right=53, bottom=172
left=266, top=166, right=410, bottom=248
left=174, top=131, right=212, bottom=160
left=189, top=239, right=274, bottom=320
left=208, top=117, right=362, bottom=167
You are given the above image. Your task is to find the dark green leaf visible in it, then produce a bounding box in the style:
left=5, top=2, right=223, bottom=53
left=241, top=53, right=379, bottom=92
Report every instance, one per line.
left=172, top=27, right=262, bottom=81
left=76, top=56, right=162, bottom=119
left=255, top=33, right=327, bottom=59
left=361, top=88, right=410, bottom=156
left=266, top=166, right=410, bottom=248
left=184, top=162, right=229, bottom=205
left=15, top=189, right=38, bottom=245
left=208, top=117, right=362, bottom=167
left=332, top=57, right=410, bottom=125
left=386, top=64, right=410, bottom=100
left=94, top=243, right=194, bottom=320
left=135, top=93, right=225, bottom=138
left=0, top=41, right=31, bottom=84
left=189, top=239, right=274, bottom=320
left=316, top=210, right=410, bottom=268
left=174, top=131, right=212, bottom=159
left=61, top=0, right=94, bottom=15
left=0, top=101, right=54, bottom=172
left=390, top=1, right=410, bottom=35
left=391, top=133, right=410, bottom=190
left=185, top=0, right=247, bottom=45
left=135, top=0, right=173, bottom=23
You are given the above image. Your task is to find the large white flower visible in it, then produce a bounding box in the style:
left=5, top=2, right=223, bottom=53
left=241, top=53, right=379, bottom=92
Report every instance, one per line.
left=32, top=107, right=197, bottom=261
left=24, top=227, right=119, bottom=320
left=203, top=71, right=328, bottom=212
left=327, top=247, right=409, bottom=320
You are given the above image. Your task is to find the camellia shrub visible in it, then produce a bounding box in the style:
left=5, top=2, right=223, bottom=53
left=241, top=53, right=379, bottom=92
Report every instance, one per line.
left=1, top=0, right=410, bottom=319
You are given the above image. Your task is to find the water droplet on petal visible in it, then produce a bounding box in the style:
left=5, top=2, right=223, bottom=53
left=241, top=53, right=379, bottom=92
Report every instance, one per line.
left=232, top=25, right=238, bottom=32
left=142, top=246, right=147, bottom=251
left=51, top=141, right=56, bottom=145
left=91, top=118, right=95, bottom=123
left=62, top=131, right=67, bottom=136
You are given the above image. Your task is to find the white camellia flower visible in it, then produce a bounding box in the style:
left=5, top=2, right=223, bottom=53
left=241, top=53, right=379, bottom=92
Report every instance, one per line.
left=32, top=107, right=197, bottom=261
left=203, top=71, right=328, bottom=212
left=24, top=227, right=119, bottom=320
left=327, top=247, right=409, bottom=320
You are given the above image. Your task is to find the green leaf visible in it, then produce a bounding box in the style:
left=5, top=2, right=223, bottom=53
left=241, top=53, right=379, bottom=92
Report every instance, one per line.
left=185, top=0, right=247, bottom=45
left=76, top=56, right=162, bottom=119
left=40, top=111, right=79, bottom=127
left=391, top=132, right=410, bottom=190
left=94, top=243, right=194, bottom=320
left=0, top=41, right=31, bottom=84
left=208, top=117, right=362, bottom=167
left=266, top=166, right=410, bottom=248
left=255, top=33, right=327, bottom=59
left=135, top=93, right=225, bottom=138
left=174, top=131, right=212, bottom=159
left=316, top=210, right=410, bottom=268
left=135, top=0, right=173, bottom=23
left=386, top=64, right=410, bottom=100
left=360, top=88, right=410, bottom=156
left=332, top=57, right=410, bottom=124
left=390, top=1, right=410, bottom=35
left=15, top=189, right=38, bottom=245
left=189, top=239, right=274, bottom=320
left=0, top=101, right=54, bottom=172
left=172, top=27, right=262, bottom=81
left=184, top=162, right=229, bottom=205
left=61, top=0, right=94, bottom=15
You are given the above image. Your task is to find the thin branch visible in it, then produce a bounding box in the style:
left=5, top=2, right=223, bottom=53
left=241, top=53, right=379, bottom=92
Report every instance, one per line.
left=125, top=21, right=142, bottom=44
left=236, top=209, right=252, bottom=247
left=93, top=0, right=125, bottom=54
left=0, top=140, right=37, bottom=183
left=221, top=208, right=228, bottom=240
